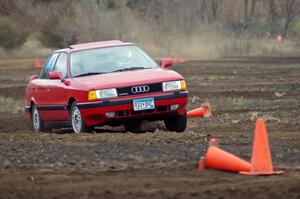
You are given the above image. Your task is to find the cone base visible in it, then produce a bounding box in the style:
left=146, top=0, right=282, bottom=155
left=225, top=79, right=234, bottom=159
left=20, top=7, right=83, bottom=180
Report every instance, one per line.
left=203, top=103, right=212, bottom=118
left=239, top=170, right=284, bottom=176
left=197, top=159, right=205, bottom=171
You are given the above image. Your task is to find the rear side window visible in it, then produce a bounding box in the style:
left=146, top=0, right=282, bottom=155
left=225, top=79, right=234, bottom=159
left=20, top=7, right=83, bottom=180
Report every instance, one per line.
left=53, top=53, right=68, bottom=78
left=39, top=53, right=59, bottom=79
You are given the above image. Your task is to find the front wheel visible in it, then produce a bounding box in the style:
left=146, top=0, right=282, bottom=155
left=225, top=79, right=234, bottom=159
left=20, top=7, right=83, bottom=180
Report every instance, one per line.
left=164, top=115, right=187, bottom=132
left=32, top=104, right=46, bottom=132
left=70, top=102, right=88, bottom=133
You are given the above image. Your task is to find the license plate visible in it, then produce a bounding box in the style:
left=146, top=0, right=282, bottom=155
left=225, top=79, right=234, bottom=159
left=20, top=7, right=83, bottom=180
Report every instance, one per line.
left=133, top=98, right=155, bottom=111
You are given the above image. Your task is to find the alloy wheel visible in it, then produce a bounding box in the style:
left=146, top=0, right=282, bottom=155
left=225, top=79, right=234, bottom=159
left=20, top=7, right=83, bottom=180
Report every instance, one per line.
left=72, top=106, right=82, bottom=133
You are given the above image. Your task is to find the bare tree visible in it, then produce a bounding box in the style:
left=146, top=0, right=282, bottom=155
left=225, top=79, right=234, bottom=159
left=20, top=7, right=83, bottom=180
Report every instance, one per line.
left=199, top=0, right=207, bottom=23
left=250, top=0, right=258, bottom=17
left=283, top=0, right=296, bottom=36
left=200, top=0, right=219, bottom=23
left=268, top=0, right=280, bottom=35
left=269, top=0, right=277, bottom=21
left=244, top=0, right=249, bottom=28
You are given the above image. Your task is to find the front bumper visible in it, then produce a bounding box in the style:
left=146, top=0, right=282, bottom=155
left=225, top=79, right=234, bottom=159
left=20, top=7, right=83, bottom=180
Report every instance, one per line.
left=78, top=91, right=188, bottom=126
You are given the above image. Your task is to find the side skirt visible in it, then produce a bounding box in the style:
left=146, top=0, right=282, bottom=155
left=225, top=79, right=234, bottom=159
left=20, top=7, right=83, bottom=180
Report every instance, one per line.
left=44, top=121, right=71, bottom=129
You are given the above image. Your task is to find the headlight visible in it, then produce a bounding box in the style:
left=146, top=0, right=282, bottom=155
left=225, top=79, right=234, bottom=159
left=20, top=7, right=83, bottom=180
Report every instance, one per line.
left=162, top=80, right=186, bottom=92
left=88, top=88, right=118, bottom=100
left=96, top=88, right=118, bottom=99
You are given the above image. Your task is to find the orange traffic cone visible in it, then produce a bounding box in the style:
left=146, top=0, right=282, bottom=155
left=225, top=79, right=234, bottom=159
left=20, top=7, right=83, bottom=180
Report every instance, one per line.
left=35, top=58, right=43, bottom=68
left=187, top=103, right=212, bottom=118
left=173, top=55, right=178, bottom=64
left=240, top=119, right=284, bottom=175
left=197, top=158, right=206, bottom=170
left=198, top=144, right=251, bottom=172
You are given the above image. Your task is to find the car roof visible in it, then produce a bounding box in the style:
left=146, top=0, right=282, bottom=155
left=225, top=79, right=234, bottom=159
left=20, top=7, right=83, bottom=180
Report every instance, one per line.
left=55, top=40, right=135, bottom=53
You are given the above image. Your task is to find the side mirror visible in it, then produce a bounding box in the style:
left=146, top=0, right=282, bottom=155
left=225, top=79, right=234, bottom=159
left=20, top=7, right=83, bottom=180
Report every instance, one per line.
left=49, top=71, right=63, bottom=80
left=160, top=58, right=173, bottom=68
left=31, top=75, right=38, bottom=80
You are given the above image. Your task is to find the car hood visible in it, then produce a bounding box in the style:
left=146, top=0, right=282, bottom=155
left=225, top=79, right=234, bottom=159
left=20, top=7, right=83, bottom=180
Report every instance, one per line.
left=71, top=68, right=184, bottom=90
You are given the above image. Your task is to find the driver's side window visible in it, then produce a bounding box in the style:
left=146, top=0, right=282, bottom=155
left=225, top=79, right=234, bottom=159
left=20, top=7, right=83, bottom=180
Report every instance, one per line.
left=39, top=53, right=59, bottom=79
left=53, top=53, right=67, bottom=78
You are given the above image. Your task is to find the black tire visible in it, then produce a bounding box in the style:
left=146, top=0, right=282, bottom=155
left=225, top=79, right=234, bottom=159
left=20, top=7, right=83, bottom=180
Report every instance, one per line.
left=164, top=115, right=187, bottom=132
left=124, top=121, right=142, bottom=133
left=31, top=104, right=46, bottom=132
left=70, top=101, right=88, bottom=133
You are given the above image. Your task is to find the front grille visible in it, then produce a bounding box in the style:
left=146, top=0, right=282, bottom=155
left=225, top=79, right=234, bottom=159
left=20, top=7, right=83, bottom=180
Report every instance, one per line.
left=117, top=82, right=162, bottom=96
left=115, top=105, right=170, bottom=118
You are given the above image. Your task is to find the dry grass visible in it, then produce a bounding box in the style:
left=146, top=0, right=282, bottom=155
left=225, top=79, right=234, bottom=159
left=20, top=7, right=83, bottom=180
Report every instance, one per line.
left=0, top=37, right=53, bottom=58
left=4, top=31, right=299, bottom=59
left=0, top=96, right=23, bottom=113
left=231, top=96, right=247, bottom=108
left=2, top=1, right=300, bottom=59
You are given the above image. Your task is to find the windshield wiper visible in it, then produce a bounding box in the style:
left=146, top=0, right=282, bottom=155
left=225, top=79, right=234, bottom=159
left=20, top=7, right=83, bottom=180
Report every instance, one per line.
left=74, top=72, right=106, bottom=78
left=111, top=67, right=150, bottom=73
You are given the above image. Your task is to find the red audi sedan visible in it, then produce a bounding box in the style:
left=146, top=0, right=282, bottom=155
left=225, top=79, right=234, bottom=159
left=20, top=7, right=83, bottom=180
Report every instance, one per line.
left=25, top=40, right=188, bottom=133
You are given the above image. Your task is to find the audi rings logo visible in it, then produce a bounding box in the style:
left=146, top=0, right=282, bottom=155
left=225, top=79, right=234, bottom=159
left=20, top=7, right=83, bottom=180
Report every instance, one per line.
left=131, top=85, right=150, bottom=93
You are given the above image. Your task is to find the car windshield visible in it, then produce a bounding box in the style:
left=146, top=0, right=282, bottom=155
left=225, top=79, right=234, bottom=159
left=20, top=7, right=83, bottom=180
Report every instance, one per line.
left=70, top=45, right=158, bottom=77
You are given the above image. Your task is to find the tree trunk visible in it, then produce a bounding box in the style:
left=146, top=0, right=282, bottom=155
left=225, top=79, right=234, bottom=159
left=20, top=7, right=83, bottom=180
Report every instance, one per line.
left=283, top=0, right=296, bottom=36
left=269, top=0, right=277, bottom=21
left=269, top=0, right=278, bottom=35
left=250, top=0, right=257, bottom=17
left=244, top=0, right=249, bottom=29
left=211, top=0, right=218, bottom=22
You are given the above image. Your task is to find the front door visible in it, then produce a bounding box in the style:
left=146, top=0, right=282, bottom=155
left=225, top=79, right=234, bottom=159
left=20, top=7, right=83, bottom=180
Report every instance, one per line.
left=34, top=53, right=59, bottom=122
left=45, top=52, right=69, bottom=121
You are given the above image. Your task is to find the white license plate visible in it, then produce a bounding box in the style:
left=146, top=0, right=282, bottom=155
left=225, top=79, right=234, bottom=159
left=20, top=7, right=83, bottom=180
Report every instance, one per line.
left=133, top=98, right=155, bottom=111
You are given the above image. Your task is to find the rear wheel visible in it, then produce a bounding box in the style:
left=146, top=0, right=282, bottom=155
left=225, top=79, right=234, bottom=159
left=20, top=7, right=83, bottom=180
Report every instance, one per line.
left=164, top=115, right=187, bottom=132
left=32, top=104, right=46, bottom=132
left=71, top=102, right=88, bottom=133
left=124, top=121, right=142, bottom=133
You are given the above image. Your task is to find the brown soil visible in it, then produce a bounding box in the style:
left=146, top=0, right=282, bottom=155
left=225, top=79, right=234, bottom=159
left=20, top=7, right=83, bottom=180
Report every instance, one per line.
left=0, top=57, right=299, bottom=199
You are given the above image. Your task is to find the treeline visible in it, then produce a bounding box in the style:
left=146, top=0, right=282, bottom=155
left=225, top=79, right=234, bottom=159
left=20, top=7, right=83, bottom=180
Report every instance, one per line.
left=0, top=0, right=299, bottom=56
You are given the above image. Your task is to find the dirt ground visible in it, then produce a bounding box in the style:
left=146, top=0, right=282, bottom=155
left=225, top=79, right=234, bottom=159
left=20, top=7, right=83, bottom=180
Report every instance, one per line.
left=0, top=57, right=299, bottom=199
